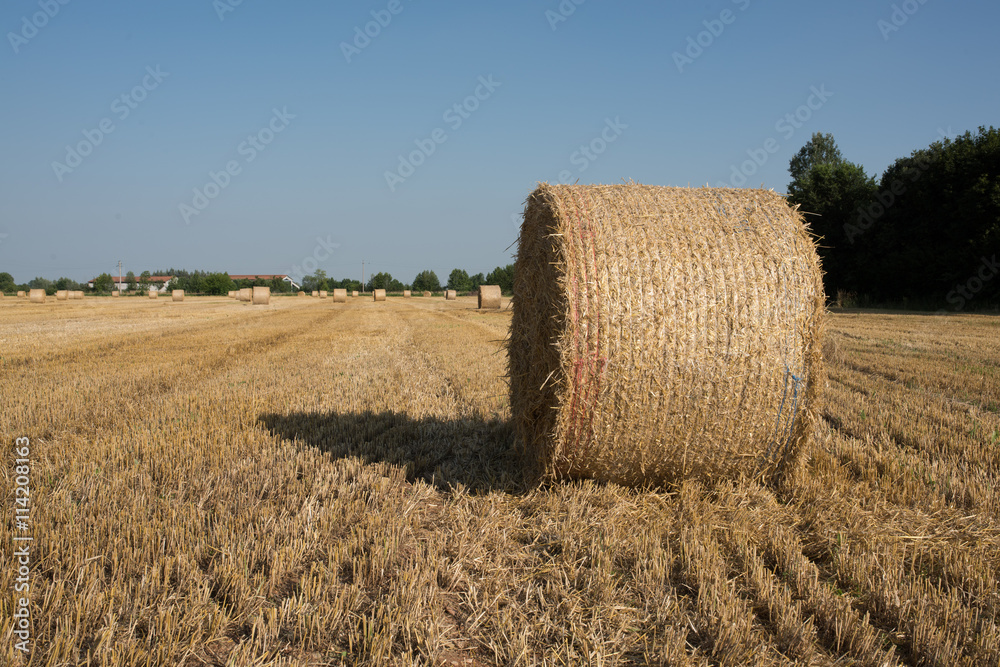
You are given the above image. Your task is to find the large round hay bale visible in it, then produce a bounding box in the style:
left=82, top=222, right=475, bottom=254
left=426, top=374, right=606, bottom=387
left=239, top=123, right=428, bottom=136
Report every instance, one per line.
left=239, top=288, right=252, bottom=302
left=445, top=290, right=457, bottom=300
left=148, top=289, right=158, bottom=299
left=298, top=291, right=306, bottom=297
left=252, top=286, right=271, bottom=305
left=422, top=291, right=432, bottom=298
left=478, top=285, right=502, bottom=309
left=332, top=288, right=347, bottom=302
left=56, top=290, right=68, bottom=301
left=172, top=289, right=184, bottom=302
left=112, top=291, right=120, bottom=297
left=352, top=290, right=359, bottom=297
left=320, top=290, right=328, bottom=299
left=311, top=290, right=319, bottom=297
left=403, top=290, right=411, bottom=298
left=29, top=289, right=45, bottom=303
left=373, top=289, right=386, bottom=302
left=509, top=183, right=825, bottom=487
left=72, top=291, right=84, bottom=300
left=17, top=291, right=26, bottom=298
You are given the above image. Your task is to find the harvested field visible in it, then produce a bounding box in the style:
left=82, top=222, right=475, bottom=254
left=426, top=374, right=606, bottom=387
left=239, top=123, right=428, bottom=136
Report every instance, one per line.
left=1, top=297, right=997, bottom=666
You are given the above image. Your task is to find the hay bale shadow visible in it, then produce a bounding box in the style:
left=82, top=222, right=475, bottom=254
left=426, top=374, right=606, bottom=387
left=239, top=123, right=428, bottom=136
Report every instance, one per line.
left=259, top=410, right=530, bottom=494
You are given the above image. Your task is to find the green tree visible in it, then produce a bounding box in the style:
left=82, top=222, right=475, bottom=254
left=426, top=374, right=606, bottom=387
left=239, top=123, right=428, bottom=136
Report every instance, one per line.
left=411, top=270, right=441, bottom=292
left=469, top=272, right=485, bottom=291
left=788, top=132, right=844, bottom=201
left=0, top=272, right=15, bottom=294
left=366, top=272, right=403, bottom=292
left=486, top=264, right=515, bottom=293
left=447, top=269, right=471, bottom=293
left=93, top=273, right=115, bottom=293
left=202, top=272, right=234, bottom=295
left=125, top=271, right=137, bottom=293
left=139, top=271, right=152, bottom=291
left=28, top=277, right=54, bottom=295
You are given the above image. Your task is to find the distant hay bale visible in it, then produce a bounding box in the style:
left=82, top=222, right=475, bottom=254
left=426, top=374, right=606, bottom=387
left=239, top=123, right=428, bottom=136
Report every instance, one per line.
left=332, top=288, right=347, bottom=302
left=239, top=288, right=252, bottom=302
left=423, top=291, right=432, bottom=298
left=352, top=290, right=359, bottom=297
left=298, top=291, right=305, bottom=297
left=320, top=290, right=328, bottom=299
left=29, top=289, right=45, bottom=303
left=403, top=290, right=411, bottom=297
left=252, top=286, right=271, bottom=305
left=112, top=291, right=120, bottom=297
left=478, top=285, right=502, bottom=309
left=17, top=291, right=26, bottom=298
left=445, top=290, right=457, bottom=300
left=56, top=290, right=68, bottom=301
left=73, top=291, right=84, bottom=300
left=509, top=183, right=825, bottom=487
left=172, top=290, right=184, bottom=302
left=373, top=289, right=386, bottom=302
left=312, top=291, right=319, bottom=297
left=148, top=289, right=158, bottom=299
left=228, top=291, right=236, bottom=298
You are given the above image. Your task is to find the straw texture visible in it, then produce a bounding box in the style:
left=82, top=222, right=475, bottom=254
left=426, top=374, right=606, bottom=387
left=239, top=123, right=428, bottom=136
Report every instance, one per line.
left=149, top=289, right=158, bottom=299
left=71, top=291, right=84, bottom=300
left=373, top=289, right=386, bottom=302
left=445, top=290, right=457, bottom=300
left=298, top=291, right=306, bottom=297
left=17, top=291, right=26, bottom=298
left=56, top=290, right=68, bottom=301
left=252, top=286, right=271, bottom=305
left=333, top=289, right=347, bottom=302
left=29, top=289, right=45, bottom=303
left=352, top=291, right=359, bottom=297
left=320, top=291, right=328, bottom=299
left=172, top=290, right=184, bottom=302
left=112, top=291, right=120, bottom=297
left=312, top=291, right=319, bottom=298
left=422, top=291, right=431, bottom=298
left=509, top=183, right=825, bottom=487
left=478, top=285, right=502, bottom=309
left=403, top=290, right=411, bottom=298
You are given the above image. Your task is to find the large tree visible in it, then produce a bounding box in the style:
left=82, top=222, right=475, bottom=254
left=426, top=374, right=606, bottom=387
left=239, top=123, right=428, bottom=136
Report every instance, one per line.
left=0, top=272, right=15, bottom=293
left=411, top=270, right=441, bottom=292
left=486, top=264, right=515, bottom=293
left=788, top=132, right=844, bottom=201
left=93, top=273, right=115, bottom=293
left=447, top=269, right=471, bottom=293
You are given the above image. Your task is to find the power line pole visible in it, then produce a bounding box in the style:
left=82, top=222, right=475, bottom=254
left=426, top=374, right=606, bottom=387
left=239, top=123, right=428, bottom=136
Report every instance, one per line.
left=361, top=260, right=365, bottom=293
left=117, top=260, right=123, bottom=292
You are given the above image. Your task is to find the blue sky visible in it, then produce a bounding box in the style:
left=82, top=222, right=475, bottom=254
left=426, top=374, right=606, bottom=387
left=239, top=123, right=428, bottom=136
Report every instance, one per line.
left=1, top=0, right=997, bottom=285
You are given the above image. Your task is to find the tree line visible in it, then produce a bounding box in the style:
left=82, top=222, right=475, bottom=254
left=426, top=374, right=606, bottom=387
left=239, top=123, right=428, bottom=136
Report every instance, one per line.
left=787, top=126, right=999, bottom=310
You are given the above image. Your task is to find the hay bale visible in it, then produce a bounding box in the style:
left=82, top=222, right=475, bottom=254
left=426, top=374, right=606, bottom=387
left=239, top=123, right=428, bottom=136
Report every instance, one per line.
left=312, top=291, right=319, bottom=297
left=445, top=290, right=457, bottom=300
left=298, top=291, right=306, bottom=297
left=373, top=289, right=386, bottom=302
left=478, top=285, right=502, bottom=309
left=148, top=289, right=158, bottom=299
left=238, top=288, right=252, bottom=302
left=509, top=183, right=825, bottom=487
left=252, top=286, right=271, bottom=305
left=228, top=291, right=236, bottom=298
left=112, top=291, right=120, bottom=297
left=29, top=289, right=45, bottom=303
left=352, top=290, right=359, bottom=297
left=320, top=290, right=328, bottom=299
left=333, top=288, right=347, bottom=302
left=56, top=290, right=68, bottom=301
left=423, top=291, right=432, bottom=298
left=17, top=291, right=26, bottom=298
left=403, top=290, right=411, bottom=298
left=74, top=291, right=85, bottom=300
left=172, top=290, right=184, bottom=302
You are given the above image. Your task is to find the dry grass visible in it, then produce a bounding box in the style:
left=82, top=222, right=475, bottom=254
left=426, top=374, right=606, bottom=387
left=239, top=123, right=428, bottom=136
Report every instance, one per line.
left=1, top=298, right=997, bottom=666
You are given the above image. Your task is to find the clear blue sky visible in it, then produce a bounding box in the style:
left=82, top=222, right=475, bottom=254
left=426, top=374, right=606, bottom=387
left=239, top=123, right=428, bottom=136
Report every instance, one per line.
left=1, top=0, right=997, bottom=285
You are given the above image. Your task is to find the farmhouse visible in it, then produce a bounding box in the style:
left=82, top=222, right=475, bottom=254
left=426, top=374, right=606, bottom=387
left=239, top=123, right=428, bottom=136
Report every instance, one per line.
left=88, top=275, right=174, bottom=292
